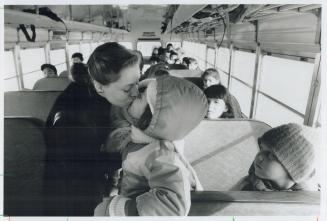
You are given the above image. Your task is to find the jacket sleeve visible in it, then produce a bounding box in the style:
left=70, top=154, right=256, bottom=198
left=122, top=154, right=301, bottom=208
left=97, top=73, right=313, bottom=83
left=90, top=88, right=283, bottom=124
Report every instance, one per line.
left=136, top=146, right=191, bottom=216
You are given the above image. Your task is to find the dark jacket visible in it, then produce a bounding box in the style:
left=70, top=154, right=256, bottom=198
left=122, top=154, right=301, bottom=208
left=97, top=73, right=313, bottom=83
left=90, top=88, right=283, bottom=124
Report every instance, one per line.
left=43, top=82, right=119, bottom=216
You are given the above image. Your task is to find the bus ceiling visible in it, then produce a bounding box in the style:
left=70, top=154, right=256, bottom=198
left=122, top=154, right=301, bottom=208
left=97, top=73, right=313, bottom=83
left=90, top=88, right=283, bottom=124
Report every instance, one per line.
left=4, top=4, right=321, bottom=56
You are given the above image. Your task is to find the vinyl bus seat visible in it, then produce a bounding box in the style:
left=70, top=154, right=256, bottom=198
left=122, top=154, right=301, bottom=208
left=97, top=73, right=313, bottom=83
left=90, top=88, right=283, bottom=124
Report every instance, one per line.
left=33, top=77, right=71, bottom=91
left=168, top=69, right=203, bottom=78
left=189, top=191, right=320, bottom=215
left=4, top=117, right=46, bottom=216
left=4, top=91, right=61, bottom=123
left=184, top=119, right=271, bottom=190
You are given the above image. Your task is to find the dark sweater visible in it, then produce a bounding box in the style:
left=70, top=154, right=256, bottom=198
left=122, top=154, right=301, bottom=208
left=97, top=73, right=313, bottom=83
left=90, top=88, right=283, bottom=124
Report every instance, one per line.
left=43, top=82, right=120, bottom=216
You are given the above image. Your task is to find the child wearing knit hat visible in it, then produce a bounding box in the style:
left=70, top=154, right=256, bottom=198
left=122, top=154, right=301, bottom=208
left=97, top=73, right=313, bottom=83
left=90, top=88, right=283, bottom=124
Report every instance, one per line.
left=233, top=123, right=320, bottom=191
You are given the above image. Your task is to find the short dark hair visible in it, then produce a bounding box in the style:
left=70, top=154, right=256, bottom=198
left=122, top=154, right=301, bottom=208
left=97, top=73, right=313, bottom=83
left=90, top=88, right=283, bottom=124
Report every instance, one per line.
left=72, top=52, right=84, bottom=61
left=149, top=56, right=160, bottom=63
left=170, top=51, right=178, bottom=59
left=154, top=69, right=170, bottom=77
left=70, top=63, right=90, bottom=84
left=204, top=84, right=227, bottom=101
left=87, top=42, right=139, bottom=85
left=133, top=50, right=144, bottom=71
left=167, top=43, right=173, bottom=48
left=40, top=63, right=57, bottom=75
left=202, top=68, right=221, bottom=81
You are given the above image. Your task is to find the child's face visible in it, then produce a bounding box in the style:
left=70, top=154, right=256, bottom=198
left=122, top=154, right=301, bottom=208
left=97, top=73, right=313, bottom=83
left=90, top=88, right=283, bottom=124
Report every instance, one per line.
left=188, top=62, right=198, bottom=70
left=206, top=98, right=227, bottom=119
left=254, top=142, right=294, bottom=188
left=203, top=75, right=220, bottom=89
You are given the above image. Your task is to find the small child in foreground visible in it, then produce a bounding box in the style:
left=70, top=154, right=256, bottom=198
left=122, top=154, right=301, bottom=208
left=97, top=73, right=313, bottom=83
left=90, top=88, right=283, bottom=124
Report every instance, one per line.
left=233, top=123, right=320, bottom=191
left=96, top=75, right=208, bottom=216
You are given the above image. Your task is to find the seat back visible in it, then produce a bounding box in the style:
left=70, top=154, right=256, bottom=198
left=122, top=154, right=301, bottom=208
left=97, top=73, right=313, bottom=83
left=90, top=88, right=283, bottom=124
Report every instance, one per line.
left=184, top=77, right=204, bottom=89
left=4, top=91, right=61, bottom=122
left=33, top=77, right=70, bottom=91
left=184, top=119, right=271, bottom=190
left=4, top=117, right=46, bottom=215
left=190, top=191, right=320, bottom=215
left=168, top=69, right=202, bottom=78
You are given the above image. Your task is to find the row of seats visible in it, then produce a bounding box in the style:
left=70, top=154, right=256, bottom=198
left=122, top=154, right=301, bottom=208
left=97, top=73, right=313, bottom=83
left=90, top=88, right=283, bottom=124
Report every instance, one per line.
left=3, top=117, right=319, bottom=215
left=33, top=77, right=71, bottom=91
left=4, top=91, right=61, bottom=123
left=31, top=69, right=201, bottom=92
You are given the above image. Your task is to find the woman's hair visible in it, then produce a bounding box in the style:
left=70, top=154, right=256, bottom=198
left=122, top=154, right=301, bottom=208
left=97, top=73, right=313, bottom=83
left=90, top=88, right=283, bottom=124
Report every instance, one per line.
left=136, top=105, right=153, bottom=130
left=87, top=42, right=138, bottom=85
left=201, top=68, right=221, bottom=81
left=133, top=50, right=144, bottom=72
left=70, top=63, right=91, bottom=84
left=204, top=84, right=227, bottom=100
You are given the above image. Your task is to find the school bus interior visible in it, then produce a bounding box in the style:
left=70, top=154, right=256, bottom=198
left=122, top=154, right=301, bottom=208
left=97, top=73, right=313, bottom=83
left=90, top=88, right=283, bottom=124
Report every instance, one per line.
left=3, top=3, right=323, bottom=216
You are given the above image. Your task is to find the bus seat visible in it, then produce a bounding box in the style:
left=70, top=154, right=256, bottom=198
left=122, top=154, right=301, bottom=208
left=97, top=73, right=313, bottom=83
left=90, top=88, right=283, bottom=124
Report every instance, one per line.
left=184, top=77, right=204, bottom=89
left=189, top=191, right=320, bottom=215
left=4, top=91, right=61, bottom=123
left=59, top=70, right=68, bottom=77
left=168, top=69, right=202, bottom=78
left=4, top=117, right=46, bottom=216
left=33, top=77, right=71, bottom=91
left=168, top=64, right=188, bottom=70
left=184, top=119, right=271, bottom=190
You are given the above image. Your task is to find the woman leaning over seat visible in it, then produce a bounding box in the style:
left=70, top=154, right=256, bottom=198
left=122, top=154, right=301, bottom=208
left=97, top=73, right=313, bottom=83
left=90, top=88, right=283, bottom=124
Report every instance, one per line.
left=44, top=42, right=141, bottom=216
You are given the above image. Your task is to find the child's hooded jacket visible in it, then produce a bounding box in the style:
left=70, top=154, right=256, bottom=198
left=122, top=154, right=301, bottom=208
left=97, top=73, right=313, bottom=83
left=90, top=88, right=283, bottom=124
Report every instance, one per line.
left=96, top=75, right=208, bottom=216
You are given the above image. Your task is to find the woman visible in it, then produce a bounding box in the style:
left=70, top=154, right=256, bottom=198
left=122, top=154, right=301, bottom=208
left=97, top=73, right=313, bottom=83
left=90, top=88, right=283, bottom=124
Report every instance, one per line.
left=88, top=42, right=140, bottom=107
left=44, top=43, right=141, bottom=216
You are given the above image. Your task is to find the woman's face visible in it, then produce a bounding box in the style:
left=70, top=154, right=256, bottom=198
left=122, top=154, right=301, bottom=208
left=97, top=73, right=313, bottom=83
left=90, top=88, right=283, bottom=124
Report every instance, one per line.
left=95, top=63, right=141, bottom=107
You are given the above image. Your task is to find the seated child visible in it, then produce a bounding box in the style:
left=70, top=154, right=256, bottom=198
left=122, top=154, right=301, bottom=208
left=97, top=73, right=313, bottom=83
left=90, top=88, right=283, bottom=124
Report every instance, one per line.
left=233, top=123, right=320, bottom=191
left=203, top=84, right=233, bottom=119
left=95, top=75, right=208, bottom=216
left=201, top=68, right=220, bottom=89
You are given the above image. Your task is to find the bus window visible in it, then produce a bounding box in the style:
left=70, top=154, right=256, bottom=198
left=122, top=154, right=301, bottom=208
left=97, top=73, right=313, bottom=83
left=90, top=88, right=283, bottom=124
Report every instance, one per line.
left=68, top=44, right=80, bottom=62
left=4, top=50, right=19, bottom=91
left=80, top=43, right=92, bottom=61
left=206, top=47, right=215, bottom=69
left=255, top=55, right=314, bottom=126
left=230, top=51, right=256, bottom=116
left=91, top=42, right=99, bottom=51
left=166, top=42, right=181, bottom=49
left=215, top=47, right=230, bottom=87
left=182, top=41, right=197, bottom=59
left=256, top=94, right=304, bottom=127
left=118, top=41, right=133, bottom=50
left=260, top=56, right=314, bottom=115
left=194, top=43, right=206, bottom=70
left=20, top=48, right=45, bottom=89
left=136, top=41, right=161, bottom=57
left=50, top=49, right=66, bottom=75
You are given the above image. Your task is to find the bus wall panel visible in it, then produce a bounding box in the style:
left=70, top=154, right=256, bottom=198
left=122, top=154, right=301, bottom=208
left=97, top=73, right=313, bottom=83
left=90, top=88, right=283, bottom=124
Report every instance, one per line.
left=4, top=26, right=18, bottom=43
left=258, top=13, right=318, bottom=46
left=231, top=22, right=256, bottom=45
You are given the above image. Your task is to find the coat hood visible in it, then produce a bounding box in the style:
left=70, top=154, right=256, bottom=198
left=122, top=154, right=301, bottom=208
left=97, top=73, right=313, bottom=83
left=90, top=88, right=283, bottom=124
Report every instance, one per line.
left=143, top=75, right=208, bottom=141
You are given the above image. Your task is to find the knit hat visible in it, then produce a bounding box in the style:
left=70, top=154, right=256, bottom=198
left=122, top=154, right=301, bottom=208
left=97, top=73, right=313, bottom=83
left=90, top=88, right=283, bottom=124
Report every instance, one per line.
left=72, top=52, right=84, bottom=61
left=258, top=123, right=320, bottom=184
left=40, top=63, right=57, bottom=74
